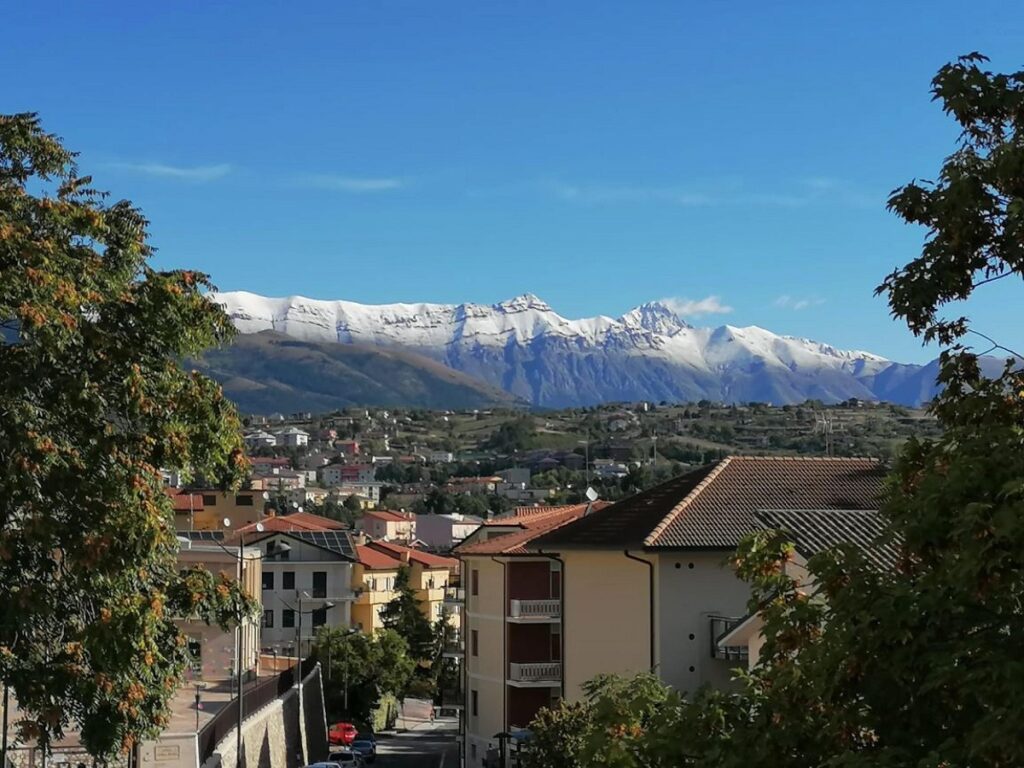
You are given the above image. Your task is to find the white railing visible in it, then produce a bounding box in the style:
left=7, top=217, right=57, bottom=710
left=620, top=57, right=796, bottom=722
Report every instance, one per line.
left=509, top=661, right=561, bottom=683
left=509, top=598, right=561, bottom=619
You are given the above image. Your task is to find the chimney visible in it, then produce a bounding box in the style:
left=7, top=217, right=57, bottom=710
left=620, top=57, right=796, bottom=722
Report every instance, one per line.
left=351, top=531, right=368, bottom=546
left=400, top=549, right=411, bottom=563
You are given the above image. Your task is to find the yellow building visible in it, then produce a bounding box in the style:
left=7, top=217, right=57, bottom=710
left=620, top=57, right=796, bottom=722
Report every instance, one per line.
left=169, top=487, right=265, bottom=532
left=350, top=537, right=459, bottom=633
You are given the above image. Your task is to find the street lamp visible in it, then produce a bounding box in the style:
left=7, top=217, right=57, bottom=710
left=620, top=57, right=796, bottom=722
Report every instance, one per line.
left=279, top=592, right=337, bottom=767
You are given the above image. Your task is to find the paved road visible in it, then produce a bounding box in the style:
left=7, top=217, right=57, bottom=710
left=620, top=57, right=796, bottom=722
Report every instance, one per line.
left=374, top=716, right=459, bottom=768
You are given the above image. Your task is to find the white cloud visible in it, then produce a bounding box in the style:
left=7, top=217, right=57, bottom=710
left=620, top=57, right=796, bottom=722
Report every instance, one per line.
left=295, top=174, right=404, bottom=192
left=774, top=295, right=826, bottom=310
left=659, top=296, right=733, bottom=317
left=105, top=161, right=232, bottom=181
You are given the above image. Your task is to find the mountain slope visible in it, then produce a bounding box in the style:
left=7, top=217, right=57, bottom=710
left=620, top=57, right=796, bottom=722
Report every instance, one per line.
left=189, top=331, right=521, bottom=413
left=208, top=291, right=981, bottom=407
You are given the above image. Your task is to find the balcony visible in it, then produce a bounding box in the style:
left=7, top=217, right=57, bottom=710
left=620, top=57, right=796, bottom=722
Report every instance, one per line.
left=710, top=614, right=749, bottom=662
left=442, top=637, right=465, bottom=658
left=443, top=586, right=465, bottom=605
left=508, top=661, right=561, bottom=687
left=508, top=598, right=560, bottom=622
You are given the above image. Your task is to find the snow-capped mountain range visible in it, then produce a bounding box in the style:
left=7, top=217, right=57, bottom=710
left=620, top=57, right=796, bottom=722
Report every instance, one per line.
left=210, top=291, right=953, bottom=407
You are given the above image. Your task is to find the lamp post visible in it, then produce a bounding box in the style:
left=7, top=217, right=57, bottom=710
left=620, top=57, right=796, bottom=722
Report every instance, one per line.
left=282, top=593, right=337, bottom=766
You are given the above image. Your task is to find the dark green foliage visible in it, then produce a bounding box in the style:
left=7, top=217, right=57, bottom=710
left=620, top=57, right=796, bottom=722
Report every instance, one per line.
left=0, top=114, right=254, bottom=758
left=379, top=567, right=435, bottom=664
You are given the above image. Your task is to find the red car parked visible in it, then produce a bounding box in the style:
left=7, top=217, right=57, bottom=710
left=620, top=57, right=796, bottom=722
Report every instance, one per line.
left=329, top=722, right=357, bottom=746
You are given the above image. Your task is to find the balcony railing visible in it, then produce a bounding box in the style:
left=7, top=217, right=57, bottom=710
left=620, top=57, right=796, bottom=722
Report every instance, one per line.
left=508, top=598, right=560, bottom=619
left=443, top=586, right=465, bottom=604
left=508, top=661, right=561, bottom=683
left=709, top=614, right=749, bottom=661
left=442, top=638, right=465, bottom=657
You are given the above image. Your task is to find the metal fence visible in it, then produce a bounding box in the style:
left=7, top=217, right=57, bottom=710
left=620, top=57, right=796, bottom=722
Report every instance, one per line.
left=196, top=660, right=316, bottom=764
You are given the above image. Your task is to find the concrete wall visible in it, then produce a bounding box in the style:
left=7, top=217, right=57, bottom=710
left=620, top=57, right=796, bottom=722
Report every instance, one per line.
left=561, top=550, right=654, bottom=701
left=656, top=552, right=751, bottom=693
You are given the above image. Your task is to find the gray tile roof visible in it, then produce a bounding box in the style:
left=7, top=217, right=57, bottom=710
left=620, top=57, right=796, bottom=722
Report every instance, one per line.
left=756, top=509, right=899, bottom=570
left=533, top=456, right=886, bottom=551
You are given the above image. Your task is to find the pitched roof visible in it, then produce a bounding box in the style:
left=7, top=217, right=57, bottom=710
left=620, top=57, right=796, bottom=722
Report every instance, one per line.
left=234, top=511, right=344, bottom=536
left=456, top=502, right=607, bottom=556
left=756, top=509, right=898, bottom=570
left=534, top=457, right=886, bottom=551
left=288, top=530, right=356, bottom=560
left=481, top=503, right=611, bottom=527
left=360, top=509, right=414, bottom=523
left=165, top=488, right=204, bottom=512
left=356, top=544, right=404, bottom=569
left=368, top=540, right=458, bottom=569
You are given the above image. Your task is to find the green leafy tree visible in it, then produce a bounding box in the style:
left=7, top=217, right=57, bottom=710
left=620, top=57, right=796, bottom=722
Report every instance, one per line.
left=528, top=54, right=1024, bottom=768
left=520, top=701, right=593, bottom=768
left=379, top=567, right=435, bottom=664
left=343, top=493, right=363, bottom=513
left=0, top=114, right=255, bottom=758
left=313, top=627, right=414, bottom=722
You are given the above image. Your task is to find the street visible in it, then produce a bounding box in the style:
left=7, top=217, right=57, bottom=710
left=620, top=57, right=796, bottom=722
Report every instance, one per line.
left=373, top=715, right=459, bottom=768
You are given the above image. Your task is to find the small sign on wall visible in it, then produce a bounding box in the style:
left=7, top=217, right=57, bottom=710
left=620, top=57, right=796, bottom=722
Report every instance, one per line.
left=154, top=746, right=181, bottom=762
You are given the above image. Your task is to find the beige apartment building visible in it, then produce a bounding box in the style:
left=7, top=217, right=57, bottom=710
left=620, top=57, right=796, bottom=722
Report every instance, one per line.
left=169, top=487, right=265, bottom=532
left=455, top=503, right=609, bottom=766
left=458, top=458, right=886, bottom=767
left=175, top=536, right=263, bottom=681
left=351, top=538, right=460, bottom=632
left=355, top=509, right=417, bottom=541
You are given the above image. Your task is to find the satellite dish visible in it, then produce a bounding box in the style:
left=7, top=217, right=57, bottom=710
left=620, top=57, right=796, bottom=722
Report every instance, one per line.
left=262, top=491, right=270, bottom=500
left=585, top=487, right=599, bottom=502
left=222, top=517, right=232, bottom=528
left=254, top=522, right=266, bottom=533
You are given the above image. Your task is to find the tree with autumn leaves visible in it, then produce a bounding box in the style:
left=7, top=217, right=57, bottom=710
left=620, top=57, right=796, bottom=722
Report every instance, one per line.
left=0, top=114, right=257, bottom=759
left=523, top=54, right=1024, bottom=768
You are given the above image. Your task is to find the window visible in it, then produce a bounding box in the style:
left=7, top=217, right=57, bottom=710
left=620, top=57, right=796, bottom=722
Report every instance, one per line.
left=236, top=494, right=254, bottom=506
left=187, top=637, right=201, bottom=673
left=471, top=630, right=479, bottom=657
left=471, top=690, right=478, bottom=717
left=283, top=571, right=295, bottom=590
left=267, top=541, right=290, bottom=561
left=311, top=607, right=327, bottom=627
left=262, top=610, right=274, bottom=628
left=470, top=744, right=476, bottom=761
left=202, top=494, right=217, bottom=506
left=282, top=609, right=295, bottom=628
left=312, top=571, right=327, bottom=599
left=262, top=572, right=274, bottom=590
left=471, top=569, right=479, bottom=596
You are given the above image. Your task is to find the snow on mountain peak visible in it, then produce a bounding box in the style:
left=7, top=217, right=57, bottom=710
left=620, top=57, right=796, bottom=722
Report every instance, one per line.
left=620, top=301, right=691, bottom=336
left=494, top=293, right=552, bottom=313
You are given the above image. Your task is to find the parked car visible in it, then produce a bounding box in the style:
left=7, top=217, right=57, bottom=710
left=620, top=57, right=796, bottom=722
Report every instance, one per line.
left=327, top=748, right=363, bottom=766
left=329, top=722, right=358, bottom=746
left=350, top=739, right=376, bottom=764
left=304, top=762, right=343, bottom=768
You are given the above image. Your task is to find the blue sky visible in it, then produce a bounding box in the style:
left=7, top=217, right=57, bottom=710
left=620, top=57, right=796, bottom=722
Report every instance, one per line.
left=3, top=1, right=1022, bottom=362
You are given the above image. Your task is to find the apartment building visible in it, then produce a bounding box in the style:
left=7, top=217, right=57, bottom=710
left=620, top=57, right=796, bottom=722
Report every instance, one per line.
left=351, top=538, right=460, bottom=632
left=355, top=509, right=416, bottom=541
left=455, top=503, right=609, bottom=766
left=531, top=456, right=886, bottom=700
left=717, top=508, right=897, bottom=667
left=175, top=537, right=262, bottom=681
left=169, top=488, right=265, bottom=532
left=321, top=463, right=376, bottom=486
left=250, top=529, right=357, bottom=657
left=415, top=512, right=483, bottom=551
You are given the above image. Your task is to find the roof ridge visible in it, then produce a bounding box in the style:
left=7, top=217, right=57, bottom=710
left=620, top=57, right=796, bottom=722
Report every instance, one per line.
left=643, top=458, right=733, bottom=547
left=729, top=455, right=880, bottom=463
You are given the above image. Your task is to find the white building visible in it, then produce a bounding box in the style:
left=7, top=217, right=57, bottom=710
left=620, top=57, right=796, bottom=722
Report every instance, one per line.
left=428, top=450, right=455, bottom=464
left=253, top=529, right=357, bottom=657
left=244, top=430, right=278, bottom=449
left=415, top=512, right=483, bottom=551
left=276, top=427, right=310, bottom=448
left=320, top=464, right=376, bottom=486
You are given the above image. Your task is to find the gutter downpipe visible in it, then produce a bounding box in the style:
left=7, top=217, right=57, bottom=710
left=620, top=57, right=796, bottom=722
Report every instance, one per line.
left=534, top=550, right=566, bottom=701
left=489, top=556, right=508, bottom=741
left=623, top=550, right=655, bottom=671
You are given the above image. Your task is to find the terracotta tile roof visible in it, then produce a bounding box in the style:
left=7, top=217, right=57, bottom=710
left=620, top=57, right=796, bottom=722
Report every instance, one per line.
left=456, top=502, right=608, bottom=556
left=757, top=509, right=898, bottom=570
left=534, top=457, right=886, bottom=551
left=356, top=544, right=403, bottom=570
left=165, top=488, right=204, bottom=512
left=482, top=502, right=611, bottom=526
left=367, top=540, right=459, bottom=569
left=361, top=509, right=414, bottom=523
